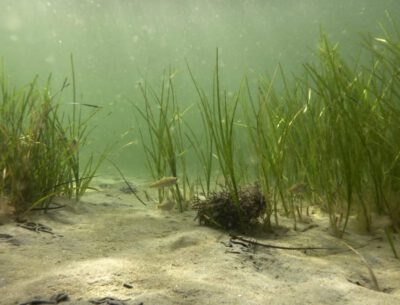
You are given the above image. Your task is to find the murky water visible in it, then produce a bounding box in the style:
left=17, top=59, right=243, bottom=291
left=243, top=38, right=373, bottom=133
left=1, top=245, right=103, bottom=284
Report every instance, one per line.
left=1, top=0, right=399, bottom=175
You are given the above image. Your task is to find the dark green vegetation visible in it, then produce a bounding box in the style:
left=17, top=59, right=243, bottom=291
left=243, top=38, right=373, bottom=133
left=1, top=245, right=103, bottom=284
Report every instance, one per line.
left=135, top=19, right=400, bottom=257
left=0, top=58, right=105, bottom=214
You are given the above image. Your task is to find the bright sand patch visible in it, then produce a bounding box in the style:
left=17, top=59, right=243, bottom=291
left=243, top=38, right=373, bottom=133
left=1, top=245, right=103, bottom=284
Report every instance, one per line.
left=0, top=177, right=399, bottom=305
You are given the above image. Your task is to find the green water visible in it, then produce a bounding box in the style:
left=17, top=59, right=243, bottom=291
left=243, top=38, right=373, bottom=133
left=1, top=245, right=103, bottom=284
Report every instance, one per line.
left=1, top=0, right=399, bottom=177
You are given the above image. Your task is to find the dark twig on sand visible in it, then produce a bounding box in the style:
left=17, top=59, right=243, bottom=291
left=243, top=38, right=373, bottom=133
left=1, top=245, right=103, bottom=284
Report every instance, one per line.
left=229, top=234, right=338, bottom=251
left=108, top=159, right=147, bottom=206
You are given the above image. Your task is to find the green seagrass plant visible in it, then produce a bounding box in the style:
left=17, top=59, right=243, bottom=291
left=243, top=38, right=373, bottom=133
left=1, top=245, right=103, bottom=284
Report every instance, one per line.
left=0, top=58, right=104, bottom=214
left=133, top=71, right=191, bottom=212
left=188, top=50, right=244, bottom=223
left=129, top=18, right=399, bottom=256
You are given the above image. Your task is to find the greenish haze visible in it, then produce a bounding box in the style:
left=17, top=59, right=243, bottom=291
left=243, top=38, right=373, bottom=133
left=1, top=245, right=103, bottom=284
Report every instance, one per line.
left=133, top=17, right=400, bottom=257
left=1, top=0, right=399, bottom=175
left=1, top=1, right=399, bottom=254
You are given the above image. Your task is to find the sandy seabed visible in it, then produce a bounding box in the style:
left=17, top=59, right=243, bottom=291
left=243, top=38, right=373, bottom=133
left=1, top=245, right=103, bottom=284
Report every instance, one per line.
left=0, top=176, right=399, bottom=305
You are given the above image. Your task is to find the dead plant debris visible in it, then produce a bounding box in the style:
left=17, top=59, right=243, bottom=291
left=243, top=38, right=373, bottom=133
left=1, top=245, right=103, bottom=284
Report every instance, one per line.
left=193, top=184, right=267, bottom=231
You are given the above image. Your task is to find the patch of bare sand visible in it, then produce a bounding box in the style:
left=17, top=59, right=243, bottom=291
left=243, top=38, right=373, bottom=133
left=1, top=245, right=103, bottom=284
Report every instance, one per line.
left=0, top=177, right=399, bottom=305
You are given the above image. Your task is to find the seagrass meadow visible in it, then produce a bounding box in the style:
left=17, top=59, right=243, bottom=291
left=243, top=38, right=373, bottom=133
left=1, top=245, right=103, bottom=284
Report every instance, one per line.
left=1, top=1, right=400, bottom=305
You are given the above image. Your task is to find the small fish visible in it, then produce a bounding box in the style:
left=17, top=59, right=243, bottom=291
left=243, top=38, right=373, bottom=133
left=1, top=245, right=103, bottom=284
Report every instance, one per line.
left=234, top=120, right=248, bottom=128
left=288, top=183, right=309, bottom=194
left=374, top=37, right=387, bottom=44
left=169, top=69, right=180, bottom=79
left=120, top=140, right=138, bottom=149
left=148, top=176, right=178, bottom=188
left=68, top=102, right=102, bottom=109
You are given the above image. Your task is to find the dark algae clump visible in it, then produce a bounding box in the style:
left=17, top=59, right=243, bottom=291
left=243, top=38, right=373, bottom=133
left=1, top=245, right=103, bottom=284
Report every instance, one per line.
left=193, top=183, right=267, bottom=232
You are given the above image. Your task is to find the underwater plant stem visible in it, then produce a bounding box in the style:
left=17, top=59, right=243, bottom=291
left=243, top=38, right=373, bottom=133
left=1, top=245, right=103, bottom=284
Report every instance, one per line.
left=341, top=240, right=380, bottom=291
left=70, top=54, right=80, bottom=199
left=108, top=159, right=147, bottom=206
